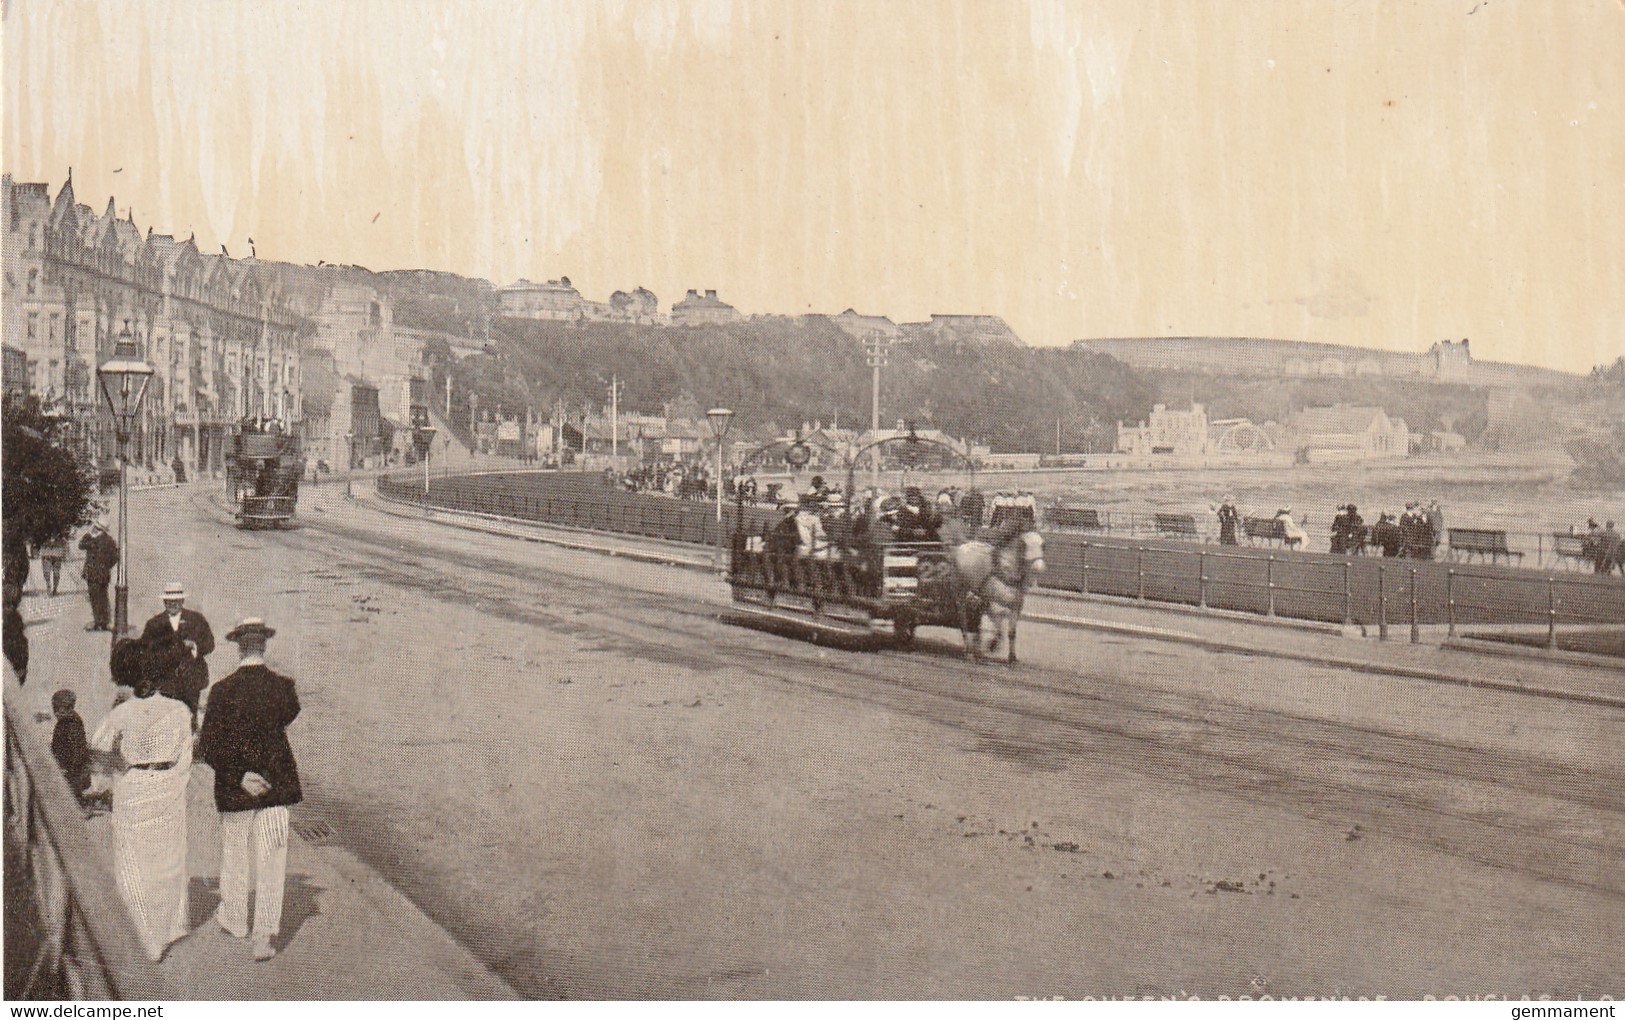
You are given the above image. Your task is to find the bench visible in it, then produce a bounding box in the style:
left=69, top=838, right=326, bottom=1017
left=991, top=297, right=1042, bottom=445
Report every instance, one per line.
left=1153, top=512, right=1199, bottom=539
left=1552, top=533, right=1591, bottom=569
left=1047, top=506, right=1103, bottom=532
left=1243, top=516, right=1287, bottom=545
left=1448, top=527, right=1524, bottom=565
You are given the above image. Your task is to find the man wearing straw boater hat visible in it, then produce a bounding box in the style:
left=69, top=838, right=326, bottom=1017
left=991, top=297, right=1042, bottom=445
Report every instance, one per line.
left=197, top=617, right=302, bottom=962
left=139, top=582, right=215, bottom=718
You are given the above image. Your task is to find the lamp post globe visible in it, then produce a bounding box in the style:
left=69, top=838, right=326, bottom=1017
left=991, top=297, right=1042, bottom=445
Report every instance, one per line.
left=96, top=321, right=154, bottom=639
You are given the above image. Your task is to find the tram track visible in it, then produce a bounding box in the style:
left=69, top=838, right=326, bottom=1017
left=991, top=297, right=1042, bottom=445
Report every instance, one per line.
left=212, top=488, right=1625, bottom=903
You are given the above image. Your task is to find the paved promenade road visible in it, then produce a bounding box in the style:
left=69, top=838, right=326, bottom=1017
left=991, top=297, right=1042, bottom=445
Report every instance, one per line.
left=31, top=482, right=1622, bottom=999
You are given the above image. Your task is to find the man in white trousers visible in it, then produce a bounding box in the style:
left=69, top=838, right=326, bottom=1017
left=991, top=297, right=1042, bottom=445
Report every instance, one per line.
left=198, top=618, right=302, bottom=961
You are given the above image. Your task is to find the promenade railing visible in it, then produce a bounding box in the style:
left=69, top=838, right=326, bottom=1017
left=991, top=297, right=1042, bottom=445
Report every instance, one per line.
left=377, top=472, right=1625, bottom=638
left=1056, top=539, right=1624, bottom=644
left=1045, top=511, right=1614, bottom=571
left=376, top=470, right=774, bottom=549
left=3, top=668, right=164, bottom=1000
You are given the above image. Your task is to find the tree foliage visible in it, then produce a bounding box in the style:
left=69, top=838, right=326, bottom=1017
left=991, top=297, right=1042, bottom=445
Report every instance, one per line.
left=1566, top=419, right=1625, bottom=490
left=2, top=395, right=97, bottom=548
left=433, top=316, right=1156, bottom=453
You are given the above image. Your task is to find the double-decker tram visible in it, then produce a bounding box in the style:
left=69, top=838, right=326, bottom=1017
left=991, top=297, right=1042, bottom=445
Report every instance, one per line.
left=227, top=421, right=305, bottom=529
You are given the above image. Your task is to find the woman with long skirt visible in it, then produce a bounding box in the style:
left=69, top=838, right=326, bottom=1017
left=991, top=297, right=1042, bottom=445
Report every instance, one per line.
left=93, top=640, right=194, bottom=962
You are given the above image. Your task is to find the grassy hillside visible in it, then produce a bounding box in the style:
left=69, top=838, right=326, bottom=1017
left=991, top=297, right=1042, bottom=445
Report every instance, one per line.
left=429, top=316, right=1156, bottom=453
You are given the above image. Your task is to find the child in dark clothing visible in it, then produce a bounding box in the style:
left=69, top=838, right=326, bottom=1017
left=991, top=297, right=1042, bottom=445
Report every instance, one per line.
left=50, top=689, right=92, bottom=803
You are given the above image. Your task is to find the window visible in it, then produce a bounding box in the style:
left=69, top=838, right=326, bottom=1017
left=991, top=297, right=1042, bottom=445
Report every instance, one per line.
left=27, top=313, right=38, bottom=339
left=27, top=269, right=38, bottom=295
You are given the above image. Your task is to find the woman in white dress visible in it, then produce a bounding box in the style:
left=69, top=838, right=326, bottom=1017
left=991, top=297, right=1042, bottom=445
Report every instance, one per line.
left=93, top=641, right=194, bottom=961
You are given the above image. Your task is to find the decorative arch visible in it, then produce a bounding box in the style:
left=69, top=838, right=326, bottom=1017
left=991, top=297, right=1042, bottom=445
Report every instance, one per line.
left=1214, top=422, right=1274, bottom=453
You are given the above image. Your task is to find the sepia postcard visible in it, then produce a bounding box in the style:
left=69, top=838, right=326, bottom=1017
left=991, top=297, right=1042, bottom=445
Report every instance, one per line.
left=2, top=0, right=1621, bottom=1006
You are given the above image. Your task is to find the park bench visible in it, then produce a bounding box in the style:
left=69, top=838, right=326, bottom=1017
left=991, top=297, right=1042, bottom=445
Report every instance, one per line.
left=1551, top=533, right=1591, bottom=570
left=1243, top=516, right=1287, bottom=546
left=1153, top=512, right=1200, bottom=540
left=1047, top=506, right=1103, bottom=532
left=1448, top=527, right=1524, bottom=566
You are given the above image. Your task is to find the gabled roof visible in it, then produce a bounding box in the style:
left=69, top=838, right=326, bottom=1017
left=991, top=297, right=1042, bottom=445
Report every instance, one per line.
left=1294, top=405, right=1390, bottom=434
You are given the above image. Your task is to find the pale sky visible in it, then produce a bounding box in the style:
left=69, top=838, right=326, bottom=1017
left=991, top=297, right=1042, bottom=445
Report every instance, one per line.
left=4, top=0, right=1622, bottom=373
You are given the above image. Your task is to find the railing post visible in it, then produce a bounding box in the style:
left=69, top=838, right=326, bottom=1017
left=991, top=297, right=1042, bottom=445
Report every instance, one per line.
left=1265, top=555, right=1276, bottom=618
left=1342, top=561, right=1352, bottom=626
left=1409, top=567, right=1419, bottom=644
left=1446, top=568, right=1456, bottom=638
left=1080, top=541, right=1090, bottom=595
left=1378, top=563, right=1388, bottom=641
left=1198, top=550, right=1208, bottom=609
left=1136, top=546, right=1146, bottom=602
left=1547, top=576, right=1557, bottom=649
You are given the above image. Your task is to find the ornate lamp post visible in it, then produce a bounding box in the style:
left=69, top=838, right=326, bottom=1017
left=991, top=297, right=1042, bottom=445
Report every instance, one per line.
left=705, top=407, right=734, bottom=524
left=97, top=321, right=154, bottom=638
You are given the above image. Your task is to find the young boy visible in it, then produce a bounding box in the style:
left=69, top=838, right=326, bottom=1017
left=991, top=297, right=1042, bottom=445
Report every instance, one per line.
left=50, top=689, right=92, bottom=803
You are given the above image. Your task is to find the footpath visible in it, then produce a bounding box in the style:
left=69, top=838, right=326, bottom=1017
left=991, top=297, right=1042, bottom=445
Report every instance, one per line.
left=358, top=488, right=1625, bottom=711
left=8, top=504, right=517, bottom=1000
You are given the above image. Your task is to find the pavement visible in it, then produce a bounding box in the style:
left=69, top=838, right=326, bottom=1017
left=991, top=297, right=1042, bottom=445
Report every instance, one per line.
left=362, top=486, right=1625, bottom=710
left=8, top=507, right=518, bottom=1000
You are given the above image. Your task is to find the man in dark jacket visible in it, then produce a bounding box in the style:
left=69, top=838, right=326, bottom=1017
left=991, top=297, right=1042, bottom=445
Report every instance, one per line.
left=78, top=518, right=119, bottom=631
left=138, top=582, right=215, bottom=717
left=197, top=618, right=301, bottom=962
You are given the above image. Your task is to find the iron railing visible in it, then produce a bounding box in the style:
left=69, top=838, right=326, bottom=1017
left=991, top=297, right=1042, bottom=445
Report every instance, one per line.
left=3, top=669, right=165, bottom=1000
left=377, top=472, right=1625, bottom=636
left=1044, top=508, right=1620, bottom=571
left=1059, top=539, right=1624, bottom=643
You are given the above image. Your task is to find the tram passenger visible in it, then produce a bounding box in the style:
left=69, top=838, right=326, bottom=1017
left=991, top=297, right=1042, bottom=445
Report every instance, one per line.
left=770, top=502, right=802, bottom=590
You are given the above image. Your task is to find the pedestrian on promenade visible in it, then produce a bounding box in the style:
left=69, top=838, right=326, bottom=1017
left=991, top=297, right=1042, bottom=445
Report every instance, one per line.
left=50, top=689, right=92, bottom=804
left=1274, top=507, right=1307, bottom=550
left=1216, top=496, right=1240, bottom=546
left=139, top=582, right=215, bottom=720
left=93, top=639, right=194, bottom=962
left=37, top=535, right=67, bottom=596
left=4, top=533, right=31, bottom=596
left=79, top=517, right=119, bottom=632
left=1426, top=501, right=1445, bottom=555
left=4, top=584, right=28, bottom=683
left=198, top=618, right=302, bottom=962
left=1600, top=520, right=1623, bottom=576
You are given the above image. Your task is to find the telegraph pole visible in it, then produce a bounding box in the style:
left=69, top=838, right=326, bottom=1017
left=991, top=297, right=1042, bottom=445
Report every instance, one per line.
left=865, top=332, right=889, bottom=487
left=608, top=375, right=622, bottom=460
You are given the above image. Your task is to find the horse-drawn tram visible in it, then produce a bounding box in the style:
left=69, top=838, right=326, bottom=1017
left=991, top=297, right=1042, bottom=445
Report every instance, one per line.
left=725, top=489, right=1045, bottom=659
left=227, top=422, right=305, bottom=529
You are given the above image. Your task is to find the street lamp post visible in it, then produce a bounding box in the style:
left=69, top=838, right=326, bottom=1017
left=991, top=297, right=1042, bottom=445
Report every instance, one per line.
left=417, top=425, right=438, bottom=498
left=705, top=407, right=735, bottom=525
left=343, top=432, right=355, bottom=497
left=97, top=321, right=154, bottom=640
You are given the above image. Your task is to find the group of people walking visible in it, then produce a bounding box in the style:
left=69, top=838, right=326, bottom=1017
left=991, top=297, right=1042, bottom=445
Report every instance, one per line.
left=41, top=583, right=304, bottom=965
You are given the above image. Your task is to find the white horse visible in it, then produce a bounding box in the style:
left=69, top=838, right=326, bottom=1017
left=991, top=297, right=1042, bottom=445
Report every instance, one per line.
left=952, top=523, right=1046, bottom=664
